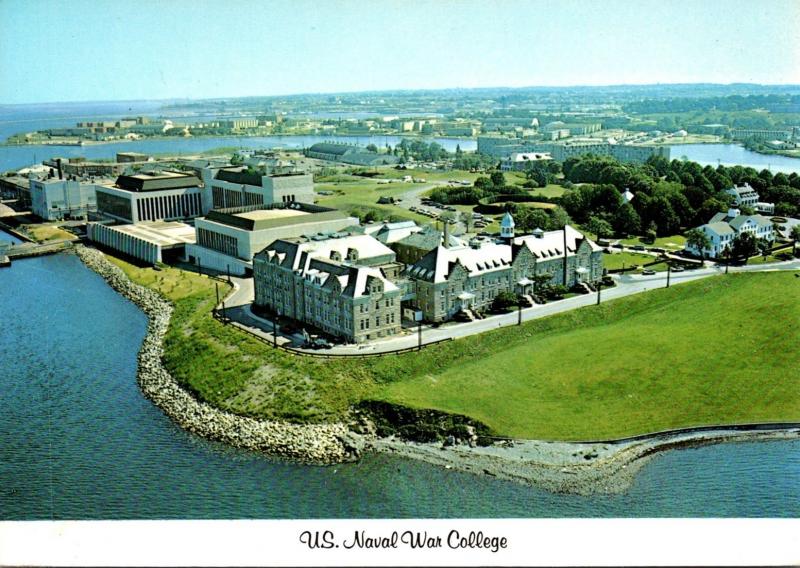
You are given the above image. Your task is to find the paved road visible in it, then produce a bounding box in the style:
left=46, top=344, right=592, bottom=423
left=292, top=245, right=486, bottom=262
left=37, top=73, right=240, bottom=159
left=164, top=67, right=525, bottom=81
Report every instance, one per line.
left=220, top=259, right=800, bottom=355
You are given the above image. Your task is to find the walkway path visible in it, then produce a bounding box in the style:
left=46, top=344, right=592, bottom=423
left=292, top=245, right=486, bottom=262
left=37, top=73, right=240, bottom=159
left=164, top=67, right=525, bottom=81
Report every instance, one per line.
left=221, top=259, right=800, bottom=356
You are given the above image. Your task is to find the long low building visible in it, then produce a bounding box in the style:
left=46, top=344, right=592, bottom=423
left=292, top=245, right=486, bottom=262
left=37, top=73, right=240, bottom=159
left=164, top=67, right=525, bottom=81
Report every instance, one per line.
left=88, top=220, right=196, bottom=264
left=184, top=202, right=358, bottom=276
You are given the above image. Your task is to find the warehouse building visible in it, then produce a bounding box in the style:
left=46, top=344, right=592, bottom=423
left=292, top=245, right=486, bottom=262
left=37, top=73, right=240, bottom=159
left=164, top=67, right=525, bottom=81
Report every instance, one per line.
left=30, top=176, right=97, bottom=221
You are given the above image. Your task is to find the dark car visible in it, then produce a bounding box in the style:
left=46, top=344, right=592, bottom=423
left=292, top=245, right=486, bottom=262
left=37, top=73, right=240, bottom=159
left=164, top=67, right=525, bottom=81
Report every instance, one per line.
left=632, top=245, right=646, bottom=251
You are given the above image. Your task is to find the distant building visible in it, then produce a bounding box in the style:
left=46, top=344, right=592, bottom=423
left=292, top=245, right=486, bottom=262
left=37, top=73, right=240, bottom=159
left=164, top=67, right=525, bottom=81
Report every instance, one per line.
left=477, top=136, right=669, bottom=163
left=253, top=234, right=402, bottom=343
left=30, top=177, right=97, bottom=220
left=94, top=171, right=204, bottom=224
left=304, top=143, right=399, bottom=166
left=185, top=203, right=358, bottom=276
left=116, top=152, right=152, bottom=163
left=218, top=119, right=259, bottom=130
left=500, top=152, right=553, bottom=171
left=730, top=129, right=792, bottom=142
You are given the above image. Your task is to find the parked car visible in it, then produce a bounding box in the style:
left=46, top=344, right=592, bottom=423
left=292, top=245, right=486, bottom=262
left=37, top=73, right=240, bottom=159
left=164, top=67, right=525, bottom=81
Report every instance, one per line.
left=671, top=265, right=685, bottom=272
left=641, top=269, right=656, bottom=275
left=632, top=245, right=646, bottom=251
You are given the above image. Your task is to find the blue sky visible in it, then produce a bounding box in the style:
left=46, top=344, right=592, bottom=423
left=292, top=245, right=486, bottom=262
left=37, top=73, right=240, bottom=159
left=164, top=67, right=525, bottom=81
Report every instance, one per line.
left=1, top=0, right=798, bottom=104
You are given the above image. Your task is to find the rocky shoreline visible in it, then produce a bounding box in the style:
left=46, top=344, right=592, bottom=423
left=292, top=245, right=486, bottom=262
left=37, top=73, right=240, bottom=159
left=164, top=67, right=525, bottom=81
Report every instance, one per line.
left=370, top=426, right=800, bottom=495
left=74, top=245, right=361, bottom=464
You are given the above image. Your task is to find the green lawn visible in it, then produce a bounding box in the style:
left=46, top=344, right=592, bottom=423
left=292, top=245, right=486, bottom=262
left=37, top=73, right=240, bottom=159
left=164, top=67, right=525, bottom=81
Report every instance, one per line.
left=602, top=251, right=657, bottom=271
left=108, top=251, right=800, bottom=441
left=375, top=272, right=800, bottom=439
left=619, top=234, right=687, bottom=250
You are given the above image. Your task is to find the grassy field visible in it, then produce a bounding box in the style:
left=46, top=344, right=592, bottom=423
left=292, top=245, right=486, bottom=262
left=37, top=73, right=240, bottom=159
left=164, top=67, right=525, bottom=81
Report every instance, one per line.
left=106, top=251, right=800, bottom=441
left=601, top=251, right=657, bottom=271
left=375, top=271, right=800, bottom=439
left=22, top=224, right=78, bottom=243
left=619, top=234, right=687, bottom=250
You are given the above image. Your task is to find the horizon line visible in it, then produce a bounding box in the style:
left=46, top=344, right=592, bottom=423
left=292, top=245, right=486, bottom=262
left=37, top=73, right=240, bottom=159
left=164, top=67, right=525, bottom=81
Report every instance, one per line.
left=3, top=81, right=800, bottom=108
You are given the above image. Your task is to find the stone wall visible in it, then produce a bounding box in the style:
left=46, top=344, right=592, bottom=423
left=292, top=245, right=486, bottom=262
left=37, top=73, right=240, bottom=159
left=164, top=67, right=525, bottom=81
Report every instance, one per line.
left=74, top=245, right=361, bottom=464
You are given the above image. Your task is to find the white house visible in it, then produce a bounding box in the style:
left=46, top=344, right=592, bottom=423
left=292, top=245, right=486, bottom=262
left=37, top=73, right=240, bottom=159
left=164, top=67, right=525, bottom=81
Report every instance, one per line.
left=685, top=208, right=775, bottom=258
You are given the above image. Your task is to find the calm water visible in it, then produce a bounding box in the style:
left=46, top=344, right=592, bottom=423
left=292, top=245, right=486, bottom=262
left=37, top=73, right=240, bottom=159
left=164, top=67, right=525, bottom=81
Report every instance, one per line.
left=670, top=143, right=800, bottom=173
left=0, top=254, right=798, bottom=519
left=0, top=228, right=22, bottom=245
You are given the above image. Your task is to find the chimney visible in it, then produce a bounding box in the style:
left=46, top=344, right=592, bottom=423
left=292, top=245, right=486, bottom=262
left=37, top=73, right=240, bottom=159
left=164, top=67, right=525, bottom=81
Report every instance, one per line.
left=56, top=158, right=63, bottom=180
left=443, top=219, right=450, bottom=249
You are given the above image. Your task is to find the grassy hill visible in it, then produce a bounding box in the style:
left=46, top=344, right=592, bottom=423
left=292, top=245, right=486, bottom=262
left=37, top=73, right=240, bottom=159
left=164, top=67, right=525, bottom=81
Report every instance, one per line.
left=107, top=253, right=800, bottom=441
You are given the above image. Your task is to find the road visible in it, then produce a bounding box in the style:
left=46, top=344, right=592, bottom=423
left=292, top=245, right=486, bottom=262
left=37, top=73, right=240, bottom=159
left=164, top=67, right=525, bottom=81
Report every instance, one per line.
left=220, top=259, right=800, bottom=356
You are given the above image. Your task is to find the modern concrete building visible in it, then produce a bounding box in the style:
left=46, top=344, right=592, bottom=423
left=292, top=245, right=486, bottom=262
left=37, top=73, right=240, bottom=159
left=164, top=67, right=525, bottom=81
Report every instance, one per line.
left=30, top=177, right=97, bottom=220
left=730, top=129, right=792, bottom=142
left=201, top=166, right=315, bottom=210
left=185, top=202, right=358, bottom=276
left=94, top=171, right=204, bottom=224
left=253, top=234, right=402, bottom=343
left=88, top=220, right=196, bottom=264
left=405, top=223, right=603, bottom=322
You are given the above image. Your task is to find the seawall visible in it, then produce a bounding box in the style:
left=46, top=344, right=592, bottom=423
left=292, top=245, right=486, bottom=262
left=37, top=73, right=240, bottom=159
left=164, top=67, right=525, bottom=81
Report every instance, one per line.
left=74, top=245, right=360, bottom=464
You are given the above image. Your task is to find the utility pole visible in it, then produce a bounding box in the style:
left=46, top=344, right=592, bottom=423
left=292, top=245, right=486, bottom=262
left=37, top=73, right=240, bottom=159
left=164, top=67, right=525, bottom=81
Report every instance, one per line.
left=596, top=280, right=602, bottom=305
left=215, top=282, right=220, bottom=315
left=418, top=319, right=422, bottom=351
left=517, top=299, right=522, bottom=325
left=666, top=262, right=671, bottom=288
left=227, top=264, right=231, bottom=284
left=221, top=300, right=227, bottom=323
left=197, top=257, right=203, bottom=277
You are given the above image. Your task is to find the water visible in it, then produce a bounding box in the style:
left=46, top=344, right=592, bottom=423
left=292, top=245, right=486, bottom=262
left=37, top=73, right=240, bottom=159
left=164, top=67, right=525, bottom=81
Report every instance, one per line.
left=0, top=228, right=22, bottom=245
left=0, top=254, right=798, bottom=519
left=669, top=143, right=800, bottom=173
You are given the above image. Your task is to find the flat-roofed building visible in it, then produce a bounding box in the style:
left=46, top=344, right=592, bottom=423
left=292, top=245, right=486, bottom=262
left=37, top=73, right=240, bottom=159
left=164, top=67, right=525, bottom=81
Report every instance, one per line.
left=500, top=152, right=553, bottom=171
left=185, top=202, right=358, bottom=276
left=201, top=166, right=315, bottom=210
left=30, top=177, right=97, bottom=220
left=94, top=171, right=204, bottom=224
left=253, top=234, right=402, bottom=343
left=87, top=220, right=196, bottom=264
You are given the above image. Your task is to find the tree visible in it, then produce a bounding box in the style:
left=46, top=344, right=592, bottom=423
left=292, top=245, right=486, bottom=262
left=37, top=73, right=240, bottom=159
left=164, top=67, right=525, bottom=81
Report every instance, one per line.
left=365, top=143, right=378, bottom=153
left=685, top=228, right=711, bottom=261
left=791, top=225, right=800, bottom=257
left=586, top=216, right=613, bottom=240
left=757, top=238, right=772, bottom=262
left=491, top=291, right=519, bottom=312
left=732, top=232, right=758, bottom=263
left=612, top=202, right=641, bottom=236
left=490, top=171, right=506, bottom=188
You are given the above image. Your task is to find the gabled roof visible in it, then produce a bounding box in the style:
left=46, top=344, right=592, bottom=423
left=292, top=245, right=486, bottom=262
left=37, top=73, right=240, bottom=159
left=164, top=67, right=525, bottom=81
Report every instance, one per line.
left=514, top=225, right=601, bottom=258
left=703, top=222, right=736, bottom=236
left=407, top=242, right=512, bottom=283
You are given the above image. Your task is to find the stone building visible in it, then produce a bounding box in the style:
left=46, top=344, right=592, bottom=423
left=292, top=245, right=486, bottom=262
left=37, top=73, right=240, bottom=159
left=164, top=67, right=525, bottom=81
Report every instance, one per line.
left=253, top=234, right=402, bottom=343
left=405, top=223, right=603, bottom=322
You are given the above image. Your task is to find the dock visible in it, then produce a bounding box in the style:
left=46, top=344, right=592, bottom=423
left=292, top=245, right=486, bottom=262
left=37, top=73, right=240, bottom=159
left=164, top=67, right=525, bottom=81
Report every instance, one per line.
left=0, top=255, right=9, bottom=268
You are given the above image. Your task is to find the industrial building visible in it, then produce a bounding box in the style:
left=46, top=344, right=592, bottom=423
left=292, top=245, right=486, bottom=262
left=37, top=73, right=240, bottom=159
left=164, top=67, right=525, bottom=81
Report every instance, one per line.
left=30, top=176, right=97, bottom=221
left=200, top=165, right=315, bottom=210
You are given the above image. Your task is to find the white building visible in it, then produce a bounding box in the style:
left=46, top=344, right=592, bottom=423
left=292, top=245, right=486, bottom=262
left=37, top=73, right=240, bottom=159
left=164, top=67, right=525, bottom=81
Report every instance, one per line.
left=184, top=203, right=358, bottom=276
left=499, top=152, right=553, bottom=171
left=686, top=208, right=775, bottom=258
left=725, top=183, right=759, bottom=208
left=30, top=177, right=97, bottom=220
left=88, top=221, right=196, bottom=264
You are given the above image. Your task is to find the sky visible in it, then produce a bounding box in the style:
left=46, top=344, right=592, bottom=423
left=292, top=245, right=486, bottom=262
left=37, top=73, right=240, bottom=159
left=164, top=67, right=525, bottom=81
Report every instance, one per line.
left=1, top=0, right=799, bottom=105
